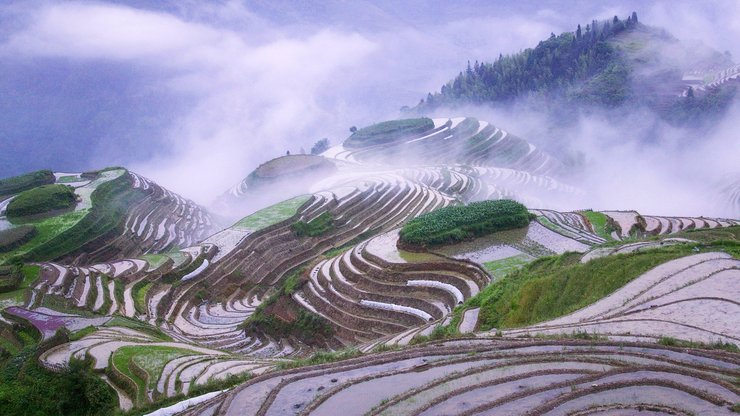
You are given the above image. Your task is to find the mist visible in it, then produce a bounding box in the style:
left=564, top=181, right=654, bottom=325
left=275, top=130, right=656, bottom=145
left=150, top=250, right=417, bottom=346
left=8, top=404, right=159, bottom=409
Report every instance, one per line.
left=0, top=0, right=738, bottom=218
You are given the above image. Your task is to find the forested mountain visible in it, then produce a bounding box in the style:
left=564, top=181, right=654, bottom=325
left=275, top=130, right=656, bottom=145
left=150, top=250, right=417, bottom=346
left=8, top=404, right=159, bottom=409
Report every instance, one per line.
left=415, top=12, right=738, bottom=126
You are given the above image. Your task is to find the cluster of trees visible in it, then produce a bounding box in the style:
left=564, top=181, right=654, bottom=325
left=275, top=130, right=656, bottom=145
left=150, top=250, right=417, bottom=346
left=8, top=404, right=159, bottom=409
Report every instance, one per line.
left=419, top=12, right=640, bottom=109
left=310, top=138, right=330, bottom=155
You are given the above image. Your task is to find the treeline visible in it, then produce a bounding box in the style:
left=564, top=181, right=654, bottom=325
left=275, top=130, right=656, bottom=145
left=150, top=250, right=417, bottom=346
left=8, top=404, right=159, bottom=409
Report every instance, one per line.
left=419, top=12, right=640, bottom=109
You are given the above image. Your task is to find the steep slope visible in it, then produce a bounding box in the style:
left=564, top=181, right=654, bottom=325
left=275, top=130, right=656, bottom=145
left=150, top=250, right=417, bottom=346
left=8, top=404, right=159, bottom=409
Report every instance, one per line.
left=2, top=113, right=737, bottom=415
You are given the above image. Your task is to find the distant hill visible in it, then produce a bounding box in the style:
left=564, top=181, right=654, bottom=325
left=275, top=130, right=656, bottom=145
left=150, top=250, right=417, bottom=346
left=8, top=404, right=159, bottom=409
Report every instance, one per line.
left=414, top=12, right=738, bottom=126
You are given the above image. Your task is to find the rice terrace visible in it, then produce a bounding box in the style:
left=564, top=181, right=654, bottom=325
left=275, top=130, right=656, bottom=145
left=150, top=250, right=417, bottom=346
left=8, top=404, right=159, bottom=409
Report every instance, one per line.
left=0, top=3, right=739, bottom=416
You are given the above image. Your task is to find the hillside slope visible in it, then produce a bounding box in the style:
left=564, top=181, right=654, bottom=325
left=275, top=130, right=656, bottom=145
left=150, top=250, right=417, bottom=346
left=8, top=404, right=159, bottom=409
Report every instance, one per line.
left=416, top=12, right=738, bottom=126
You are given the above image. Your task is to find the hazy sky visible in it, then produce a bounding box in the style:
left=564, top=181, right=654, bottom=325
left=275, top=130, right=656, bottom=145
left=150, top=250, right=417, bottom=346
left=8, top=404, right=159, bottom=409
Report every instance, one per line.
left=1, top=0, right=739, bottom=209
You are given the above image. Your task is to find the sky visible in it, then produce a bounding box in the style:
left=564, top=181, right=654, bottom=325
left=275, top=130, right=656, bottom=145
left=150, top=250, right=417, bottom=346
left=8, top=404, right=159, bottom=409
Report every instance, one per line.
left=0, top=0, right=739, bottom=213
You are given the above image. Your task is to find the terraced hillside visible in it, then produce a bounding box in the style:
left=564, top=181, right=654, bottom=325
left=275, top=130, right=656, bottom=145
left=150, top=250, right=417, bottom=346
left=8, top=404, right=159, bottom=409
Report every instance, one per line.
left=324, top=117, right=564, bottom=176
left=180, top=338, right=740, bottom=416
left=1, top=115, right=737, bottom=415
left=0, top=168, right=215, bottom=265
left=217, top=155, right=339, bottom=216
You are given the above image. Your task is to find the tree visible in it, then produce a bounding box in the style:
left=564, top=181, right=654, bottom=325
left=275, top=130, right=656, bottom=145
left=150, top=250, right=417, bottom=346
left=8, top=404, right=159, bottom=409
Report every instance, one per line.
left=687, top=86, right=695, bottom=98
left=349, top=126, right=357, bottom=133
left=310, top=138, right=330, bottom=155
left=576, top=24, right=582, bottom=40
left=631, top=11, right=638, bottom=24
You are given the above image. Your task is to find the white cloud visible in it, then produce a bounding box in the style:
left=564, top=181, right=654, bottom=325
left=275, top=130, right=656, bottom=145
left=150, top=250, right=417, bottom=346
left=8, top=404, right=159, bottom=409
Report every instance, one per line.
left=1, top=0, right=737, bottom=218
left=2, top=2, right=381, bottom=202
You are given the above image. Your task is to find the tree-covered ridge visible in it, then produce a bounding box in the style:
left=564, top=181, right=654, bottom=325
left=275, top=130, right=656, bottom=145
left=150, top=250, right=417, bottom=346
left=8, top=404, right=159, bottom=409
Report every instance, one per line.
left=418, top=13, right=641, bottom=109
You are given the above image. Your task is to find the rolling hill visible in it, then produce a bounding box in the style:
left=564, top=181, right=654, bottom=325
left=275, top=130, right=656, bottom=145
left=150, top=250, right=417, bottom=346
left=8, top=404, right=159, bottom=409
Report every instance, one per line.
left=0, top=112, right=737, bottom=415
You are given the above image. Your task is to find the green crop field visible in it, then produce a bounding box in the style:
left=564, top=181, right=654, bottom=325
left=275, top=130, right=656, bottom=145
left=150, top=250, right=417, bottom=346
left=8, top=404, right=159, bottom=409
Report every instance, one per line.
left=399, top=199, right=531, bottom=247
left=579, top=210, right=614, bottom=239
left=5, top=184, right=76, bottom=219
left=234, top=195, right=310, bottom=231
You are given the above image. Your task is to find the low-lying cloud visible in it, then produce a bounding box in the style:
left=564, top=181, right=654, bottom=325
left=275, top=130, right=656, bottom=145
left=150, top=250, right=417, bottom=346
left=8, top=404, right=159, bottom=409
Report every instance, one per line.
left=1, top=0, right=738, bottom=218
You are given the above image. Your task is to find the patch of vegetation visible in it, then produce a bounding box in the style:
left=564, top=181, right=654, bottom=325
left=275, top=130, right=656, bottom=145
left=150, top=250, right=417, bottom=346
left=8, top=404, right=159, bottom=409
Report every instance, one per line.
left=0, top=264, right=39, bottom=305
left=104, top=316, right=172, bottom=341
left=371, top=343, right=403, bottom=353
left=344, top=118, right=434, bottom=148
left=276, top=348, right=360, bottom=370
left=132, top=281, right=153, bottom=314
left=0, top=225, right=37, bottom=253
left=310, top=138, right=330, bottom=155
left=657, top=336, right=739, bottom=353
left=409, top=323, right=461, bottom=345
left=399, top=200, right=531, bottom=248
left=69, top=325, right=98, bottom=341
left=241, top=269, right=332, bottom=343
left=292, top=212, right=334, bottom=237
left=39, top=293, right=96, bottom=316
left=112, top=345, right=194, bottom=403
left=234, top=195, right=310, bottom=231
left=471, top=243, right=705, bottom=331
left=0, top=209, right=88, bottom=264
left=9, top=170, right=146, bottom=263
left=6, top=184, right=76, bottom=219
left=244, top=308, right=334, bottom=343
left=0, top=170, right=55, bottom=197
left=520, top=330, right=606, bottom=341
left=0, top=334, right=116, bottom=416
left=579, top=210, right=614, bottom=240
left=140, top=254, right=169, bottom=270
left=483, top=254, right=532, bottom=280
left=663, top=84, right=737, bottom=127
left=130, top=347, right=193, bottom=391
left=0, top=265, right=23, bottom=293
left=56, top=175, right=82, bottom=184
left=249, top=155, right=334, bottom=181
left=160, top=253, right=206, bottom=284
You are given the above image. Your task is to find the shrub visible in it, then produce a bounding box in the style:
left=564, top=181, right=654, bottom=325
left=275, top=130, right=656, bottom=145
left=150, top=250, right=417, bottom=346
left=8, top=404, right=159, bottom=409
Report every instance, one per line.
left=0, top=225, right=37, bottom=253
left=0, top=170, right=55, bottom=197
left=399, top=199, right=530, bottom=248
left=6, top=185, right=76, bottom=219
left=344, top=118, right=434, bottom=148
left=0, top=351, right=116, bottom=416
left=310, top=138, right=330, bottom=155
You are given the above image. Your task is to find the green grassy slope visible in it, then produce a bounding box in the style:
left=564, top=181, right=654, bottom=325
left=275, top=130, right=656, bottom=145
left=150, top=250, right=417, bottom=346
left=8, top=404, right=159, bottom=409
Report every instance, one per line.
left=6, top=184, right=76, bottom=218
left=0, top=170, right=55, bottom=197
